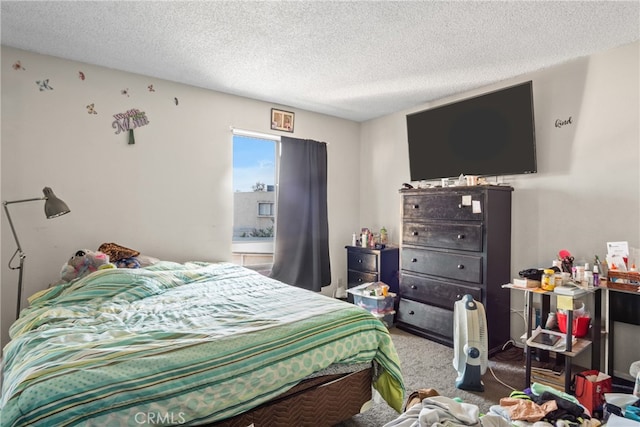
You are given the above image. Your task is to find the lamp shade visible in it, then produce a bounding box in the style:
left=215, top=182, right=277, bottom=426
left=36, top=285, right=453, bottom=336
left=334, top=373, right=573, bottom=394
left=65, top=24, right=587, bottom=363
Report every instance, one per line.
left=42, top=187, right=70, bottom=219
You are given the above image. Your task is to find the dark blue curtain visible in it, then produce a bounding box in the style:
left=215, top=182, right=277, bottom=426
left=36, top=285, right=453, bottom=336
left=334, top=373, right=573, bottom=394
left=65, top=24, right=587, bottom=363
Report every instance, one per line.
left=269, top=137, right=331, bottom=291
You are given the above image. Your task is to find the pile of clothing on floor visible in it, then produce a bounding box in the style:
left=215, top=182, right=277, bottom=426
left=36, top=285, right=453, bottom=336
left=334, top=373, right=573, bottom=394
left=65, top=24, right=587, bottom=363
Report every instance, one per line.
left=382, top=382, right=639, bottom=427
left=486, top=383, right=600, bottom=426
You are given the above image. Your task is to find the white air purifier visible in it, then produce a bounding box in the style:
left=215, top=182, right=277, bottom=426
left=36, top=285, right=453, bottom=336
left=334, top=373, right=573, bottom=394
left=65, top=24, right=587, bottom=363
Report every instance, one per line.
left=453, top=294, right=488, bottom=392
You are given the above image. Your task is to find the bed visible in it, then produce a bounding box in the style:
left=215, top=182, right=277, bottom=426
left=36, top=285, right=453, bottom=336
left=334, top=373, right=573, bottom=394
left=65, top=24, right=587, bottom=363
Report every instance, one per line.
left=0, top=261, right=405, bottom=426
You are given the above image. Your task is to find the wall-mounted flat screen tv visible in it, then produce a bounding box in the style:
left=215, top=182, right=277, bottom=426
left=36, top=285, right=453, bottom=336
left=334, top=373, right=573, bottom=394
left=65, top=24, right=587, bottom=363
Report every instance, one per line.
left=406, top=81, right=537, bottom=182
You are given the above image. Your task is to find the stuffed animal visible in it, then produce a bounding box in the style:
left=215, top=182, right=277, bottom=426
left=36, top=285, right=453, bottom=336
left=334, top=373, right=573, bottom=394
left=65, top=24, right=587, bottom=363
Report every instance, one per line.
left=58, top=249, right=114, bottom=283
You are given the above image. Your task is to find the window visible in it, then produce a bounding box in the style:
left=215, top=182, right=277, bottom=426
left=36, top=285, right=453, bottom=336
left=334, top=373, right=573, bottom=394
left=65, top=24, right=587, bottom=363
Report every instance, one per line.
left=232, top=131, right=279, bottom=260
left=258, top=202, right=274, bottom=217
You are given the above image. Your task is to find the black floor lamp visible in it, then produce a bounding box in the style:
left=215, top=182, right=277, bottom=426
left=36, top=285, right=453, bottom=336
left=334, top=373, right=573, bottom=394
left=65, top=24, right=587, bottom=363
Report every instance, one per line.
left=3, top=187, right=70, bottom=319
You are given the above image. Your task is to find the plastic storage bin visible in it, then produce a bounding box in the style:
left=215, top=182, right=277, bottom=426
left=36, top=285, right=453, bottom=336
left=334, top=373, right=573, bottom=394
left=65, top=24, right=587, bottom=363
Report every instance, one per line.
left=372, top=311, right=396, bottom=328
left=347, top=282, right=396, bottom=314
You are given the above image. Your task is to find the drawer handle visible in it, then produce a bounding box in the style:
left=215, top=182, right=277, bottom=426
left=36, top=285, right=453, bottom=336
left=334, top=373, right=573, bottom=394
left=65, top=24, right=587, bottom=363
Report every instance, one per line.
left=412, top=204, right=419, bottom=209
left=457, top=264, right=465, bottom=269
left=412, top=231, right=419, bottom=236
left=458, top=203, right=463, bottom=208
left=358, top=259, right=363, bottom=263
left=409, top=310, right=415, bottom=315
left=457, top=234, right=465, bottom=239
left=411, top=258, right=418, bottom=263
left=410, top=285, right=417, bottom=290
left=357, top=278, right=363, bottom=282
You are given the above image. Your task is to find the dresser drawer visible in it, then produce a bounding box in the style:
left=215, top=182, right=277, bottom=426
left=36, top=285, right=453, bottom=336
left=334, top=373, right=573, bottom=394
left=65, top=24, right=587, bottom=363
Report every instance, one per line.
left=400, top=273, right=482, bottom=309
left=397, top=298, right=453, bottom=339
left=402, top=193, right=484, bottom=221
left=402, top=248, right=482, bottom=283
left=403, top=222, right=483, bottom=251
left=347, top=251, right=378, bottom=273
left=347, top=270, right=378, bottom=287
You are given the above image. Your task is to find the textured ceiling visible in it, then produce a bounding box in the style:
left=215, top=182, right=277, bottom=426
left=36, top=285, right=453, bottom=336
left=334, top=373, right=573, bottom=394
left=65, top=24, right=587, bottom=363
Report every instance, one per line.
left=2, top=1, right=639, bottom=122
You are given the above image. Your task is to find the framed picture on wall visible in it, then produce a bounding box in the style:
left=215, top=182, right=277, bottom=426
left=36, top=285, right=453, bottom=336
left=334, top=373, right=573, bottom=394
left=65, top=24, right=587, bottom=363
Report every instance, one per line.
left=271, top=108, right=294, bottom=133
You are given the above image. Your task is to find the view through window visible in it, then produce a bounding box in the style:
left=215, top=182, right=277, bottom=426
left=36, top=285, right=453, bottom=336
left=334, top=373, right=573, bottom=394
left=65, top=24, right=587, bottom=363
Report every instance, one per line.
left=232, top=133, right=278, bottom=264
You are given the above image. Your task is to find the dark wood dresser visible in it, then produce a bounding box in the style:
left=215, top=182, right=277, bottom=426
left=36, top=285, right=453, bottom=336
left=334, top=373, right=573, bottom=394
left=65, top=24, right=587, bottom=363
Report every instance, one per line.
left=396, top=185, right=512, bottom=355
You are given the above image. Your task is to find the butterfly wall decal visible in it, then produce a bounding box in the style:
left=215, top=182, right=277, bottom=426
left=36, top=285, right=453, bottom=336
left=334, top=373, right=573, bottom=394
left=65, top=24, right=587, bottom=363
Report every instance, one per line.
left=36, top=79, right=54, bottom=91
left=13, top=61, right=25, bottom=71
left=86, top=103, right=97, bottom=115
left=148, top=84, right=155, bottom=92
left=79, top=71, right=86, bottom=80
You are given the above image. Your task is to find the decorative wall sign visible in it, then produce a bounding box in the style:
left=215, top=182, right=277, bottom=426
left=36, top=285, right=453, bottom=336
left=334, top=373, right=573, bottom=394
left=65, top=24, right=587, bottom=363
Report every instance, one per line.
left=112, top=108, right=149, bottom=135
left=555, top=116, right=573, bottom=128
left=271, top=108, right=294, bottom=132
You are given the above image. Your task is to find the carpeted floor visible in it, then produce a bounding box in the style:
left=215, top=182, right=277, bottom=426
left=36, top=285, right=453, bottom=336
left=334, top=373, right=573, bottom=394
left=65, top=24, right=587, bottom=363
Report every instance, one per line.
left=336, top=327, right=527, bottom=426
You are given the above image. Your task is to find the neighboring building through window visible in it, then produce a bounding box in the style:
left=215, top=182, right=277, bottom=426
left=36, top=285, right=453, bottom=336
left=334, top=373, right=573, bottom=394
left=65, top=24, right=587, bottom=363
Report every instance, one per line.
left=232, top=131, right=278, bottom=265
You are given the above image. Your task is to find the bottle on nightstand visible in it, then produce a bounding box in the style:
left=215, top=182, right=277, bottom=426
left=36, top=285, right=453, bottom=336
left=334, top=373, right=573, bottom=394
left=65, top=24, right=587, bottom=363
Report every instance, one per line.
left=380, top=227, right=388, bottom=244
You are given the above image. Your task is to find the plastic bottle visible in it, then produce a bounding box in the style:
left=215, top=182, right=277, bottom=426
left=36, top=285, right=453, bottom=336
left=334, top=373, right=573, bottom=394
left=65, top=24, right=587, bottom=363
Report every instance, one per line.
left=583, top=270, right=594, bottom=287
left=380, top=226, right=388, bottom=245
left=574, top=258, right=587, bottom=282
left=595, top=255, right=607, bottom=278
left=630, top=264, right=639, bottom=284
left=581, top=263, right=592, bottom=286
left=352, top=233, right=357, bottom=246
left=592, top=264, right=600, bottom=287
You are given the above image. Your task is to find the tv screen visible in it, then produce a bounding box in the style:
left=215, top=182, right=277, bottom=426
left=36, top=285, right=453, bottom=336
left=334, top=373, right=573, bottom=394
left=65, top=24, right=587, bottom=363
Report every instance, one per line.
left=406, top=81, right=537, bottom=182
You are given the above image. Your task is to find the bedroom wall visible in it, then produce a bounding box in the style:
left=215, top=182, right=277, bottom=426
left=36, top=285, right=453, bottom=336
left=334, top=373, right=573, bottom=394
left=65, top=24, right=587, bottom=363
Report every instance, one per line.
left=2, top=42, right=638, bottom=378
left=0, top=46, right=362, bottom=349
left=359, top=41, right=640, bottom=378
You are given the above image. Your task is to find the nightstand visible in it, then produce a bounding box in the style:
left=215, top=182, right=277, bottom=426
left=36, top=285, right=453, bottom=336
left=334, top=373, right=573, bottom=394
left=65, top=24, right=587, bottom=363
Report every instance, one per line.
left=345, top=246, right=399, bottom=304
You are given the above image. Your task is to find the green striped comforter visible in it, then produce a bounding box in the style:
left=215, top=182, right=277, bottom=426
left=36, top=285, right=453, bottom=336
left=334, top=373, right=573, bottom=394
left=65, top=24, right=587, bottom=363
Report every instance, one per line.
left=1, top=261, right=404, bottom=426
